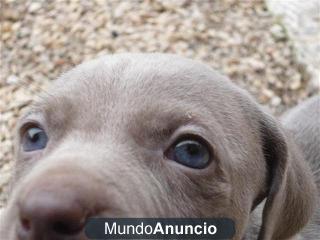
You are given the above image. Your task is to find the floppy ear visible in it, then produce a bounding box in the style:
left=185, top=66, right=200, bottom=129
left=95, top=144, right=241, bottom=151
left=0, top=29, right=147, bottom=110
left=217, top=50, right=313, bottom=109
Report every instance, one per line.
left=257, top=113, right=317, bottom=240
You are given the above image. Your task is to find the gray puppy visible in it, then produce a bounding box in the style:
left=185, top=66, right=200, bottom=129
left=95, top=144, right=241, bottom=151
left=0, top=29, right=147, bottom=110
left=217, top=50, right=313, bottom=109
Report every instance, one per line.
left=0, top=53, right=318, bottom=240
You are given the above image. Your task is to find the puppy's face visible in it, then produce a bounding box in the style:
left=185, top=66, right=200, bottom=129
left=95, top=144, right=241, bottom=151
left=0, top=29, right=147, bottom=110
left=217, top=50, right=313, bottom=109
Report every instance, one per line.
left=1, top=54, right=316, bottom=240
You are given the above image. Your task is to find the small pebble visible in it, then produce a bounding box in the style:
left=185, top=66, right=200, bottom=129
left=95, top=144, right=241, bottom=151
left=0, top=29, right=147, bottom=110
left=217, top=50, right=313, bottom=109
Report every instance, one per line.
left=270, top=24, right=287, bottom=41
left=6, top=75, right=19, bottom=84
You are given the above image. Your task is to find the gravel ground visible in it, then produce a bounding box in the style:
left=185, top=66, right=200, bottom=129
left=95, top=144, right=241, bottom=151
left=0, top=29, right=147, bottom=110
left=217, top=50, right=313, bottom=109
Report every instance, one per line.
left=0, top=0, right=318, bottom=207
left=267, top=0, right=320, bottom=90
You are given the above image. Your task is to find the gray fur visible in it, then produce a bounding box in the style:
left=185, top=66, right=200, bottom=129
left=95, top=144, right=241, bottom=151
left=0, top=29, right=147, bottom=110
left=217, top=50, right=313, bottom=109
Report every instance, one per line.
left=282, top=96, right=320, bottom=239
left=0, top=54, right=318, bottom=240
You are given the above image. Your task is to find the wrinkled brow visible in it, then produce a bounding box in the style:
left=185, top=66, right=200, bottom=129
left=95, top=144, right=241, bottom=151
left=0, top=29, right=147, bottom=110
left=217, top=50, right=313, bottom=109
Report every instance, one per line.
left=129, top=107, right=208, bottom=147
left=20, top=109, right=43, bottom=122
left=19, top=94, right=76, bottom=130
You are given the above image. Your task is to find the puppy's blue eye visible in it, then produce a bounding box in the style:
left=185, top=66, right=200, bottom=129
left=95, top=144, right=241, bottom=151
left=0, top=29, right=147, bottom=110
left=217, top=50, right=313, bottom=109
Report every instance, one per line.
left=167, top=138, right=211, bottom=169
left=22, top=127, right=48, bottom=152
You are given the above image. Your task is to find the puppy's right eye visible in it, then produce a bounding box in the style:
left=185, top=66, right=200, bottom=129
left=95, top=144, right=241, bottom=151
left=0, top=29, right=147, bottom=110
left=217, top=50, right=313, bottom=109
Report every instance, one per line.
left=22, top=126, right=48, bottom=152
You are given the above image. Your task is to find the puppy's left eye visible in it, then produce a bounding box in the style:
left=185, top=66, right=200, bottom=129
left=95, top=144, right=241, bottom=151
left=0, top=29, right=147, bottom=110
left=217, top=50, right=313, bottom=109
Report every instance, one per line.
left=22, top=127, right=48, bottom=152
left=165, top=137, right=211, bottom=169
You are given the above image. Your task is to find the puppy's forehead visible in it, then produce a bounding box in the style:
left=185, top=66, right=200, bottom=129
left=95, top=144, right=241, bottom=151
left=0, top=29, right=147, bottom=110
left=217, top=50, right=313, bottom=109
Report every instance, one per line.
left=52, top=53, right=225, bottom=98
left=33, top=54, right=233, bottom=135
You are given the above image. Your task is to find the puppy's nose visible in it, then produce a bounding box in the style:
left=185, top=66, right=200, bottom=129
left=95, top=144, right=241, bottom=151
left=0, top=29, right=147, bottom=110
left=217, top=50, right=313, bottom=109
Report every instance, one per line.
left=17, top=187, right=87, bottom=239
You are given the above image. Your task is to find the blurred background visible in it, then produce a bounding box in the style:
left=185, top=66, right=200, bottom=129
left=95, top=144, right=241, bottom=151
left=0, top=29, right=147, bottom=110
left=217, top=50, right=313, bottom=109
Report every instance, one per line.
left=0, top=0, right=319, bottom=207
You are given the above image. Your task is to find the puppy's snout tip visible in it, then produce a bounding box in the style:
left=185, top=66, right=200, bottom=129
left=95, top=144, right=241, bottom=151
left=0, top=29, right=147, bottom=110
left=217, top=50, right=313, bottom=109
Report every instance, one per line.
left=17, top=188, right=87, bottom=239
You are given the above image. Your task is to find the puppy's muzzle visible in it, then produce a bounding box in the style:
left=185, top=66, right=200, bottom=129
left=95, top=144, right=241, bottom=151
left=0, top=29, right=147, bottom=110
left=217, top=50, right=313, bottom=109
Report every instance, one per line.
left=18, top=189, right=85, bottom=239
left=15, top=168, right=105, bottom=240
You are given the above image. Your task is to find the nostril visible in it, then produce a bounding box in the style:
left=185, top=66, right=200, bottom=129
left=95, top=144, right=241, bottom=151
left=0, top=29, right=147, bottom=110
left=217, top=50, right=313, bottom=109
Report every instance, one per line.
left=52, top=219, right=86, bottom=235
left=16, top=217, right=32, bottom=240
left=20, top=217, right=31, bottom=231
left=53, top=221, right=74, bottom=235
